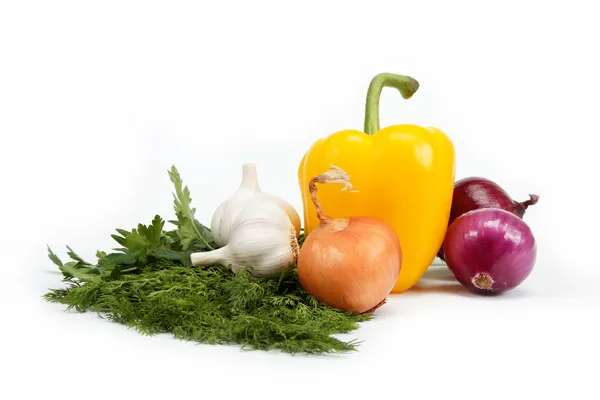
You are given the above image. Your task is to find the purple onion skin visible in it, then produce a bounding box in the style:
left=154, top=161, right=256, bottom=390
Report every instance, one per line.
left=438, top=177, right=539, bottom=261
left=443, top=208, right=537, bottom=295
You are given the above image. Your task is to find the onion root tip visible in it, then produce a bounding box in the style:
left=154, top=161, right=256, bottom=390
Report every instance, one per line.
left=472, top=272, right=495, bottom=290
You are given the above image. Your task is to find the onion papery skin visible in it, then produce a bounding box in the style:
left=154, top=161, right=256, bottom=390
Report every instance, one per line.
left=443, top=208, right=537, bottom=295
left=297, top=216, right=402, bottom=314
left=438, top=177, right=539, bottom=261
left=450, top=177, right=538, bottom=222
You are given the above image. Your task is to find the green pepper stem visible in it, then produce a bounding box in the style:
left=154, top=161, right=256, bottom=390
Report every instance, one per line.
left=363, top=73, right=420, bottom=135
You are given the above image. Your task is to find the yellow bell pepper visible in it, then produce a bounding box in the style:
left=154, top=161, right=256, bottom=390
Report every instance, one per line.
left=297, top=73, right=455, bottom=293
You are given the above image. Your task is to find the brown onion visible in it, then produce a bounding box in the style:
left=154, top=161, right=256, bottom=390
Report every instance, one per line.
left=438, top=177, right=539, bottom=261
left=297, top=166, right=402, bottom=314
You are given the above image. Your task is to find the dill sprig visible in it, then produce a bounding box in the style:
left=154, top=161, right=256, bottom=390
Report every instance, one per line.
left=44, top=262, right=372, bottom=354
left=44, top=166, right=373, bottom=355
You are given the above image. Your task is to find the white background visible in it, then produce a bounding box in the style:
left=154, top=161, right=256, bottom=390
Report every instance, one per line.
left=1, top=0, right=599, bottom=399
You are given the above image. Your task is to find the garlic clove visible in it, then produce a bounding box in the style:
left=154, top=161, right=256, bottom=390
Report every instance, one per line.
left=194, top=197, right=299, bottom=278
left=228, top=198, right=299, bottom=277
left=210, top=163, right=303, bottom=248
left=262, top=193, right=302, bottom=238
left=211, top=189, right=259, bottom=248
left=210, top=163, right=262, bottom=248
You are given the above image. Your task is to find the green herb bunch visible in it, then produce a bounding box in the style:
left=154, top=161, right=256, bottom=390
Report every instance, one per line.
left=44, top=166, right=372, bottom=354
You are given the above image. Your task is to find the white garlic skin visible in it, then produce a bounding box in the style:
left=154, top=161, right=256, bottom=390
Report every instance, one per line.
left=262, top=193, right=302, bottom=238
left=228, top=199, right=299, bottom=276
left=210, top=163, right=302, bottom=248
left=210, top=164, right=261, bottom=248
left=193, top=198, right=299, bottom=277
left=210, top=189, right=259, bottom=248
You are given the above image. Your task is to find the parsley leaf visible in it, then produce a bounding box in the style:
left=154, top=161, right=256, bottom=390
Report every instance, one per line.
left=44, top=164, right=373, bottom=355
left=47, top=167, right=214, bottom=284
left=47, top=246, right=101, bottom=283
left=167, top=165, right=214, bottom=250
left=110, top=215, right=167, bottom=256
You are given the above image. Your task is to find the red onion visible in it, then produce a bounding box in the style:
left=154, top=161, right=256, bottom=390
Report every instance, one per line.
left=438, top=177, right=539, bottom=261
left=443, top=208, right=537, bottom=295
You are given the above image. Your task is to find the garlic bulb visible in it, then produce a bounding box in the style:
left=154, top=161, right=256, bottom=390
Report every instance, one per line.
left=210, top=163, right=301, bottom=248
left=262, top=193, right=302, bottom=238
left=210, top=164, right=261, bottom=248
left=192, top=198, right=299, bottom=277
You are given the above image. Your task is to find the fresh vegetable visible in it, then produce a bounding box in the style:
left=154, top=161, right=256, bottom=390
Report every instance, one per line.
left=211, top=163, right=301, bottom=247
left=442, top=208, right=537, bottom=294
left=437, top=176, right=539, bottom=261
left=45, top=262, right=371, bottom=354
left=40, top=71, right=544, bottom=357
left=45, top=166, right=216, bottom=283
left=192, top=196, right=299, bottom=277
left=193, top=163, right=301, bottom=277
left=44, top=165, right=371, bottom=355
left=297, top=166, right=402, bottom=313
left=298, top=72, right=455, bottom=293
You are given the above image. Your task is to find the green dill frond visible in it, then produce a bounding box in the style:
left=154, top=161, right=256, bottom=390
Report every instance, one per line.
left=44, top=263, right=371, bottom=355
left=43, top=165, right=373, bottom=355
